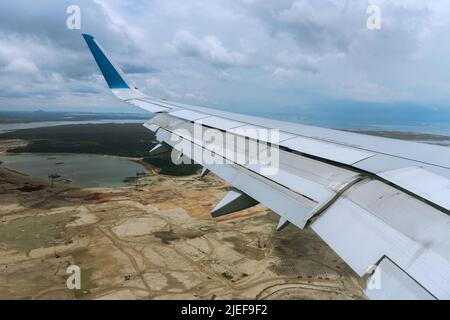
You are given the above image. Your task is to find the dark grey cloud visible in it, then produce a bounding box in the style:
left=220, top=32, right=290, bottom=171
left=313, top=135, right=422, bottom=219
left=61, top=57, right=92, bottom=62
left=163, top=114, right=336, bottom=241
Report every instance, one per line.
left=0, top=0, right=449, bottom=112
left=240, top=0, right=431, bottom=58
left=122, top=63, right=160, bottom=74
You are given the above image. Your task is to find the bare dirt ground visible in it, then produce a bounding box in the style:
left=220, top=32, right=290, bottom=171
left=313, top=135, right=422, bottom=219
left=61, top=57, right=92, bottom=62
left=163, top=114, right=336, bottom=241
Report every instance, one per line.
left=0, top=146, right=366, bottom=300
left=0, top=140, right=28, bottom=154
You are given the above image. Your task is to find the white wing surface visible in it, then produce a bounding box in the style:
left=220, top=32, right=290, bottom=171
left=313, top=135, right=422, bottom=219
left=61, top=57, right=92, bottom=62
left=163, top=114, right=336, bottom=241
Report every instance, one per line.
left=83, top=34, right=450, bottom=300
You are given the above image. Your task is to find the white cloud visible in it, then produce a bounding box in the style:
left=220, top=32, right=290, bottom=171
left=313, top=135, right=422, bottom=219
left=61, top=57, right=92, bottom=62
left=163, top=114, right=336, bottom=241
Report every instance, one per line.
left=173, top=30, right=247, bottom=68
left=274, top=51, right=319, bottom=75
left=2, top=58, right=38, bottom=74
left=272, top=67, right=300, bottom=78
left=0, top=0, right=450, bottom=113
left=144, top=76, right=207, bottom=102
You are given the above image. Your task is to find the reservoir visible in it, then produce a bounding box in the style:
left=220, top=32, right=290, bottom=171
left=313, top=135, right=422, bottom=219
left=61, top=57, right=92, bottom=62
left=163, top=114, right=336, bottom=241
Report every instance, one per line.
left=0, top=153, right=146, bottom=188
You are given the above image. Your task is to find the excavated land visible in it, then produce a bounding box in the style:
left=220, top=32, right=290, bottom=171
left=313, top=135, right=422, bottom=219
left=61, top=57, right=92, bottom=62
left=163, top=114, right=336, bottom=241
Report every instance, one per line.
left=0, top=141, right=366, bottom=300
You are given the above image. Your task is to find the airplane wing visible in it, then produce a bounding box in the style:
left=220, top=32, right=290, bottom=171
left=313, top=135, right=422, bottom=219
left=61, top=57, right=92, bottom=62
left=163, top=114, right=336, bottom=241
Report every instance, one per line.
left=82, top=34, right=450, bottom=300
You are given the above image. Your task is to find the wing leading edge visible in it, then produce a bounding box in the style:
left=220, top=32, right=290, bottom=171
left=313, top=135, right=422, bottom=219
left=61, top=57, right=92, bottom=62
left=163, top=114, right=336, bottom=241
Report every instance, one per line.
left=82, top=34, right=450, bottom=300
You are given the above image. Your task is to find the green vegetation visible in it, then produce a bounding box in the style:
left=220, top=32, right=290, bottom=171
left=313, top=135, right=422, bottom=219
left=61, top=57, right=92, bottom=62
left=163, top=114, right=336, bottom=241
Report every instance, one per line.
left=0, top=213, right=72, bottom=253
left=221, top=272, right=234, bottom=280
left=342, top=129, right=450, bottom=142
left=1, top=123, right=156, bottom=157
left=144, top=154, right=201, bottom=176
left=0, top=110, right=149, bottom=124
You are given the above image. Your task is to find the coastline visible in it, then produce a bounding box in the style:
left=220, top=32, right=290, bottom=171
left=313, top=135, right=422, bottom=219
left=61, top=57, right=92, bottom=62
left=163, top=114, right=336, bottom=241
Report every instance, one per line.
left=1, top=122, right=448, bottom=188
left=342, top=129, right=450, bottom=146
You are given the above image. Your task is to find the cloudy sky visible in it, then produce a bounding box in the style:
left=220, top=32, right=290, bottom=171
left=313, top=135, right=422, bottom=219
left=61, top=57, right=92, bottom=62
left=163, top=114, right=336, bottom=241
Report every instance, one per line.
left=1, top=0, right=450, bottom=124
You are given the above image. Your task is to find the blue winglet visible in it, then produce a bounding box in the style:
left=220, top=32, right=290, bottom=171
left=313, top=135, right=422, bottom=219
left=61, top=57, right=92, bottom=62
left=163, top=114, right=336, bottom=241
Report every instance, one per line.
left=82, top=34, right=129, bottom=89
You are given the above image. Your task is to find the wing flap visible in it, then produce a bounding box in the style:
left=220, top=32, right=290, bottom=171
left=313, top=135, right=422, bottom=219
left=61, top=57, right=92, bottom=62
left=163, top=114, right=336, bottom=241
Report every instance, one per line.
left=195, top=116, right=244, bottom=131
left=156, top=127, right=318, bottom=228
left=312, top=179, right=450, bottom=299
left=379, top=166, right=450, bottom=210
left=365, top=258, right=435, bottom=300
left=169, top=109, right=209, bottom=121
left=281, top=136, right=375, bottom=165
